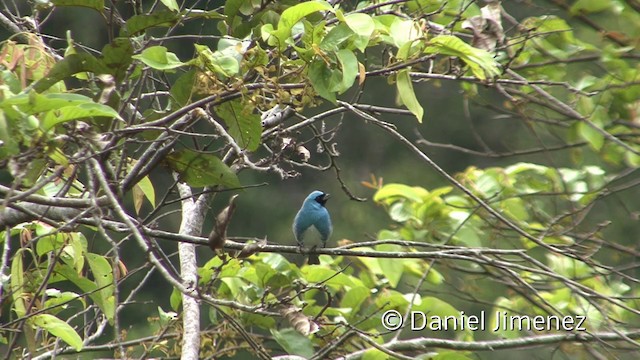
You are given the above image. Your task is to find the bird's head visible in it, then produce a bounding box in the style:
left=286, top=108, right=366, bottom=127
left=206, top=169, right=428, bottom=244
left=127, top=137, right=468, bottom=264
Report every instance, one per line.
left=305, top=190, right=330, bottom=208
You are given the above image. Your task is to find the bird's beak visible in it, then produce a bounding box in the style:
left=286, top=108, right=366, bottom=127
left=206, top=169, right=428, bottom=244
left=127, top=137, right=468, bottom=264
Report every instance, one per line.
left=316, top=193, right=330, bottom=206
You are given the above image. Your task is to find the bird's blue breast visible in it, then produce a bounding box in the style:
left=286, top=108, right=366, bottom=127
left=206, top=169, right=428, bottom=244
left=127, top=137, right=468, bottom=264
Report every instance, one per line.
left=293, top=203, right=332, bottom=246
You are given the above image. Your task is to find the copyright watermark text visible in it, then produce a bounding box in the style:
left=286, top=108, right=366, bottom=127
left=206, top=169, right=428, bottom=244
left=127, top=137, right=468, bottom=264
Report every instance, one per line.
left=381, top=310, right=587, bottom=332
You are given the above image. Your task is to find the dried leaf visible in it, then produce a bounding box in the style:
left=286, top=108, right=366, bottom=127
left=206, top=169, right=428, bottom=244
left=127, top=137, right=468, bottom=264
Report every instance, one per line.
left=462, top=2, right=505, bottom=52
left=96, top=74, right=116, bottom=105
left=296, top=146, right=311, bottom=162
left=208, top=194, right=238, bottom=251
left=237, top=237, right=268, bottom=258
left=280, top=306, right=320, bottom=336
left=358, top=61, right=366, bottom=86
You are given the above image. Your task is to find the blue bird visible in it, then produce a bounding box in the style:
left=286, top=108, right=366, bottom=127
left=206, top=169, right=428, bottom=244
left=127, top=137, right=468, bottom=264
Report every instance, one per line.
left=293, top=191, right=332, bottom=252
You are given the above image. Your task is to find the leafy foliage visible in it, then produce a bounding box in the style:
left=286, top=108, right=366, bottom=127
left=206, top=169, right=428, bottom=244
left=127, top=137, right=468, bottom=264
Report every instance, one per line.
left=2, top=0, right=640, bottom=359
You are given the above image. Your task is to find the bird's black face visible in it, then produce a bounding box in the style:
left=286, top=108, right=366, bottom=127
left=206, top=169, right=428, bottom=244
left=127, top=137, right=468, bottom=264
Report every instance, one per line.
left=315, top=193, right=329, bottom=206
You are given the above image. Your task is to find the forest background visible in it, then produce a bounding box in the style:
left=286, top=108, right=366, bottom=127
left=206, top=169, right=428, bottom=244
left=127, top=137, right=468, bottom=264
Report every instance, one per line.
left=2, top=0, right=640, bottom=359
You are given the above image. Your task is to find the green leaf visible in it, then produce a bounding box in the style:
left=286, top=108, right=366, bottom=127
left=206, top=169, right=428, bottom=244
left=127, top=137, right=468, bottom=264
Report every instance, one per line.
left=577, top=122, right=605, bottom=151
left=86, top=253, right=115, bottom=321
left=43, top=290, right=85, bottom=315
left=389, top=202, right=412, bottom=222
left=301, top=266, right=364, bottom=288
left=452, top=223, right=482, bottom=247
left=340, top=286, right=370, bottom=318
left=243, top=312, right=277, bottom=329
left=214, top=99, right=262, bottom=151
left=51, top=0, right=103, bottom=11
left=193, top=44, right=240, bottom=77
left=377, top=244, right=404, bottom=287
left=261, top=253, right=293, bottom=272
left=69, top=233, right=87, bottom=271
left=10, top=249, right=27, bottom=317
left=320, top=23, right=354, bottom=52
left=160, top=0, right=180, bottom=11
left=271, top=328, right=315, bottom=358
left=308, top=59, right=339, bottom=103
left=343, top=13, right=375, bottom=52
left=216, top=55, right=240, bottom=76
left=260, top=23, right=276, bottom=42
left=278, top=1, right=332, bottom=33
left=334, top=49, right=358, bottom=93
left=570, top=0, right=616, bottom=14
left=0, top=92, right=95, bottom=115
left=269, top=1, right=333, bottom=48
left=425, top=35, right=500, bottom=79
left=344, top=13, right=375, bottom=39
left=166, top=149, right=241, bottom=188
left=122, top=11, right=179, bottom=36
left=29, top=314, right=83, bottom=351
left=224, top=0, right=243, bottom=19
left=41, top=103, right=122, bottom=131
left=32, top=53, right=111, bottom=93
left=374, top=183, right=429, bottom=203
left=500, top=198, right=529, bottom=221
left=220, top=277, right=245, bottom=297
left=474, top=171, right=502, bottom=196
left=425, top=267, right=444, bottom=285
left=170, top=70, right=199, bottom=106
left=36, top=233, right=65, bottom=257
left=1, top=69, right=21, bottom=94
left=375, top=289, right=410, bottom=310
left=50, top=266, right=109, bottom=320
left=132, top=46, right=185, bottom=70
left=522, top=16, right=578, bottom=54
left=397, top=41, right=416, bottom=61
left=389, top=18, right=424, bottom=48
left=170, top=287, right=182, bottom=311
left=135, top=174, right=155, bottom=209
left=432, top=351, right=474, bottom=360
left=362, top=349, right=388, bottom=360
left=415, top=296, right=459, bottom=319
left=0, top=111, right=17, bottom=158
left=101, top=38, right=134, bottom=81
left=396, top=69, right=424, bottom=122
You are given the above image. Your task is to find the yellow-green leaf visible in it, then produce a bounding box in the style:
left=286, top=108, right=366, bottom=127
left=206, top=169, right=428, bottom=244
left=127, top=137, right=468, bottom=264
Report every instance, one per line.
left=42, top=103, right=122, bottom=131
left=132, top=46, right=185, bottom=70
left=10, top=249, right=27, bottom=317
left=425, top=35, right=500, bottom=79
left=396, top=69, right=423, bottom=122
left=29, top=314, right=83, bottom=351
left=270, top=1, right=334, bottom=48
left=132, top=174, right=155, bottom=214
left=160, top=0, right=179, bottom=11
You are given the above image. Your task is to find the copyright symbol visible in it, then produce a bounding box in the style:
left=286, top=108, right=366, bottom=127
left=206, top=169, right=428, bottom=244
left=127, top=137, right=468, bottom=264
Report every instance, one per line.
left=381, top=310, right=402, bottom=331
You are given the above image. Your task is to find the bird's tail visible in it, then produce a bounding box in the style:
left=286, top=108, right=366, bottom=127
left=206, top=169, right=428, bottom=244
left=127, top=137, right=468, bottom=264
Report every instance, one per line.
left=307, top=253, right=320, bottom=265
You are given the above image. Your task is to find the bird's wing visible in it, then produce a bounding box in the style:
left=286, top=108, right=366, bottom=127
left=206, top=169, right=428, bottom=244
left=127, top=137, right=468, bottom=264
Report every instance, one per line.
left=293, top=211, right=313, bottom=242
left=314, top=210, right=332, bottom=241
